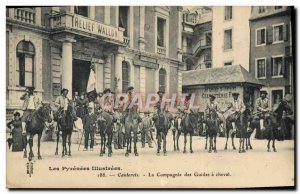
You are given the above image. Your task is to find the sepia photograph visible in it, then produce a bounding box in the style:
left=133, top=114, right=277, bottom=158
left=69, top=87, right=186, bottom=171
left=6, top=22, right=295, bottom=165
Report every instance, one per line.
left=5, top=4, right=295, bottom=189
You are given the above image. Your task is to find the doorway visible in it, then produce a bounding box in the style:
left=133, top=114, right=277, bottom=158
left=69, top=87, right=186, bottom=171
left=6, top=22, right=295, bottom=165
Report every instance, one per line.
left=72, top=59, right=91, bottom=97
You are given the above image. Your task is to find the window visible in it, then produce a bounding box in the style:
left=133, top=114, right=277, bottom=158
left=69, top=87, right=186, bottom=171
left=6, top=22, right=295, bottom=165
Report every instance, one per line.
left=273, top=24, right=284, bottom=42
left=256, top=58, right=266, bottom=79
left=271, top=56, right=284, bottom=77
left=119, top=6, right=129, bottom=37
left=16, top=41, right=35, bottom=87
left=157, top=17, right=166, bottom=47
left=224, top=29, right=232, bottom=50
left=224, top=6, right=232, bottom=20
left=159, top=68, right=166, bottom=93
left=122, top=61, right=130, bottom=93
left=224, top=62, right=232, bottom=66
left=258, top=6, right=266, bottom=13
left=204, top=51, right=211, bottom=61
left=256, top=28, right=266, bottom=46
left=275, top=6, right=283, bottom=10
left=205, top=32, right=212, bottom=46
left=74, top=6, right=88, bottom=17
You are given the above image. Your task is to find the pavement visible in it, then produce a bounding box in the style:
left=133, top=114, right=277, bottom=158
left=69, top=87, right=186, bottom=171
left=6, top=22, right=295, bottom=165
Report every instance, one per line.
left=6, top=132, right=295, bottom=188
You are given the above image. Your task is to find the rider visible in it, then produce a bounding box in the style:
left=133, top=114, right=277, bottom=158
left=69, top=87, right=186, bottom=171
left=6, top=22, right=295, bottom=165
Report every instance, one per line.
left=20, top=87, right=39, bottom=134
left=254, top=91, right=270, bottom=137
left=204, top=94, right=220, bottom=134
left=221, top=92, right=246, bottom=133
left=103, top=88, right=114, bottom=114
left=54, top=88, right=70, bottom=118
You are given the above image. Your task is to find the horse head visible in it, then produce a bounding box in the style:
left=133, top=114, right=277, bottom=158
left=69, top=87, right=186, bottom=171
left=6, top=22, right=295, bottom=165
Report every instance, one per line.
left=67, top=101, right=77, bottom=121
left=40, top=102, right=53, bottom=123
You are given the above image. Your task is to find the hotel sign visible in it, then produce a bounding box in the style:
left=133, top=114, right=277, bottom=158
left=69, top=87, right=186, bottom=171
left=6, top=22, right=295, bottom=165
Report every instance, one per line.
left=72, top=15, right=121, bottom=41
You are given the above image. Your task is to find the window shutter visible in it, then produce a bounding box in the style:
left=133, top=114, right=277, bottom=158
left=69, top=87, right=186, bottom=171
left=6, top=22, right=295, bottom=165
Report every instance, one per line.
left=270, top=57, right=273, bottom=77
left=257, top=30, right=261, bottom=45
left=284, top=57, right=289, bottom=78
left=283, top=24, right=287, bottom=41
left=284, top=24, right=289, bottom=41
left=267, top=27, right=273, bottom=44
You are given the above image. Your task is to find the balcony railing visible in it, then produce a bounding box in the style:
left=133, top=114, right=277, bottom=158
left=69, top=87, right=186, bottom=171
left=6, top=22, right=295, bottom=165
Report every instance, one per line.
left=193, top=38, right=212, bottom=55
left=14, top=8, right=36, bottom=24
left=157, top=46, right=166, bottom=56
left=123, top=36, right=130, bottom=47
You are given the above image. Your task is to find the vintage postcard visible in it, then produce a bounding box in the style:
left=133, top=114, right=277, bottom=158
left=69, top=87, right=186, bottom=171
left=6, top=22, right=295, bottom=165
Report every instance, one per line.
left=6, top=6, right=295, bottom=189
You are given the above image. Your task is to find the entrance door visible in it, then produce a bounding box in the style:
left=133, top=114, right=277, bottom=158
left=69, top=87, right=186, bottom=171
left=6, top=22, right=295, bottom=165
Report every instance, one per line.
left=72, top=59, right=91, bottom=96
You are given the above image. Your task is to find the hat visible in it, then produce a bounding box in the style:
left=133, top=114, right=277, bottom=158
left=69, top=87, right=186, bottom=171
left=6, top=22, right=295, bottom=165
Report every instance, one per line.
left=232, top=92, right=240, bottom=97
left=13, top=112, right=21, bottom=117
left=209, top=94, right=216, bottom=100
left=260, top=91, right=268, bottom=95
left=61, top=88, right=69, bottom=94
left=103, top=88, right=111, bottom=94
left=284, top=93, right=292, bottom=102
left=128, top=86, right=134, bottom=91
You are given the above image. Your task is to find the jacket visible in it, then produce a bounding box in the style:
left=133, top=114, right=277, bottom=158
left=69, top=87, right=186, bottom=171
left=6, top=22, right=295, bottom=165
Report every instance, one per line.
left=83, top=113, right=97, bottom=131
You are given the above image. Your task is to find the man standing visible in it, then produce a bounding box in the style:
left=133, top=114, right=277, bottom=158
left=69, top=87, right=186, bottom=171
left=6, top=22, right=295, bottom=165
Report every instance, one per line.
left=141, top=112, right=153, bottom=148
left=254, top=91, right=269, bottom=138
left=83, top=104, right=97, bottom=151
left=20, top=87, right=39, bottom=134
left=221, top=92, right=245, bottom=133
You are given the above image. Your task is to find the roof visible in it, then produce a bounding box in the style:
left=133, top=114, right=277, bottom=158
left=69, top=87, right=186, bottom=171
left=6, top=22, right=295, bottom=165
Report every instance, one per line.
left=182, top=65, right=264, bottom=87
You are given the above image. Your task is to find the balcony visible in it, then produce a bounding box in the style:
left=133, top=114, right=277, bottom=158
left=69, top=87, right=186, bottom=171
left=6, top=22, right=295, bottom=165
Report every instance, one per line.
left=157, top=46, right=166, bottom=56
left=123, top=36, right=130, bottom=47
left=14, top=8, right=36, bottom=24
left=193, top=37, right=211, bottom=57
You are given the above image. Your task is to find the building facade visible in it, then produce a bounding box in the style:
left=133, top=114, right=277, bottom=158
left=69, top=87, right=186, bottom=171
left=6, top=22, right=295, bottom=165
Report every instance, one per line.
left=6, top=6, right=185, bottom=114
left=249, top=6, right=293, bottom=107
left=212, top=6, right=251, bottom=70
left=182, top=7, right=212, bottom=70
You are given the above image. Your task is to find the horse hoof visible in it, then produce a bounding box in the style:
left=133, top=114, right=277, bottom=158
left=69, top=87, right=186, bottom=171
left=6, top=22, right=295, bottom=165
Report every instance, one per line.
left=246, top=147, right=248, bottom=150
left=156, top=152, right=160, bottom=156
left=28, top=156, right=32, bottom=161
left=224, top=147, right=227, bottom=150
left=163, top=152, right=167, bottom=156
left=233, top=147, right=236, bottom=150
left=100, top=153, right=103, bottom=157
left=214, top=150, right=217, bottom=153
left=190, top=150, right=194, bottom=154
left=125, top=153, right=129, bottom=157
left=267, top=149, right=270, bottom=152
left=250, top=146, right=253, bottom=150
left=208, top=150, right=212, bottom=153
left=23, top=155, right=27, bottom=158
left=68, top=153, right=71, bottom=157
left=135, top=153, right=139, bottom=156
left=183, top=150, right=186, bottom=154
left=108, top=153, right=112, bottom=157
left=239, top=150, right=242, bottom=153
left=62, top=154, right=64, bottom=157
left=273, top=149, right=277, bottom=152
left=38, top=156, right=42, bottom=160
left=55, top=152, right=58, bottom=156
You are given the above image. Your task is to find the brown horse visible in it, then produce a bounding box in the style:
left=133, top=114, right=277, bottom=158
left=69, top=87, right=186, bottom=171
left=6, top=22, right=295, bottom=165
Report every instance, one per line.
left=23, top=103, right=53, bottom=161
left=182, top=112, right=198, bottom=154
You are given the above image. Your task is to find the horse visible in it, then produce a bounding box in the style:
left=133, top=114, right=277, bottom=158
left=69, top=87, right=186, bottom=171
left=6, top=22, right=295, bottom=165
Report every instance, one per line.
left=23, top=103, right=53, bottom=161
left=124, top=109, right=140, bottom=157
left=97, top=110, right=114, bottom=157
left=172, top=113, right=183, bottom=151
left=181, top=112, right=198, bottom=154
left=153, top=110, right=170, bottom=156
left=205, top=109, right=219, bottom=153
left=55, top=102, right=77, bottom=157
left=264, top=99, right=293, bottom=152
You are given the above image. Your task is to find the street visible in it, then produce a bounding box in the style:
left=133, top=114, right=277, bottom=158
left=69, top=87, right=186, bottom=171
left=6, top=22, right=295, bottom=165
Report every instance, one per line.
left=6, top=132, right=295, bottom=188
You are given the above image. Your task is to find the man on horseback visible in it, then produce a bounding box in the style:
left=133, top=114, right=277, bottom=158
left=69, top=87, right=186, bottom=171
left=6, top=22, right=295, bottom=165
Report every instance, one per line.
left=54, top=88, right=70, bottom=119
left=221, top=92, right=246, bottom=133
left=20, top=87, right=40, bottom=134
left=204, top=94, right=220, bottom=134
left=254, top=91, right=270, bottom=138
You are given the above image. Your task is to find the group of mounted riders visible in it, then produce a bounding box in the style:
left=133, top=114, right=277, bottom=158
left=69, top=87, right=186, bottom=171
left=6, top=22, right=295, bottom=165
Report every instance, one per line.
left=15, top=84, right=294, bottom=160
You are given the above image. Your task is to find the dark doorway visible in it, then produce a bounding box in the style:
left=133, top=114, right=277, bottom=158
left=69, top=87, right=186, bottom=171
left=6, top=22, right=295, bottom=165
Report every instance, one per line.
left=72, top=59, right=91, bottom=96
